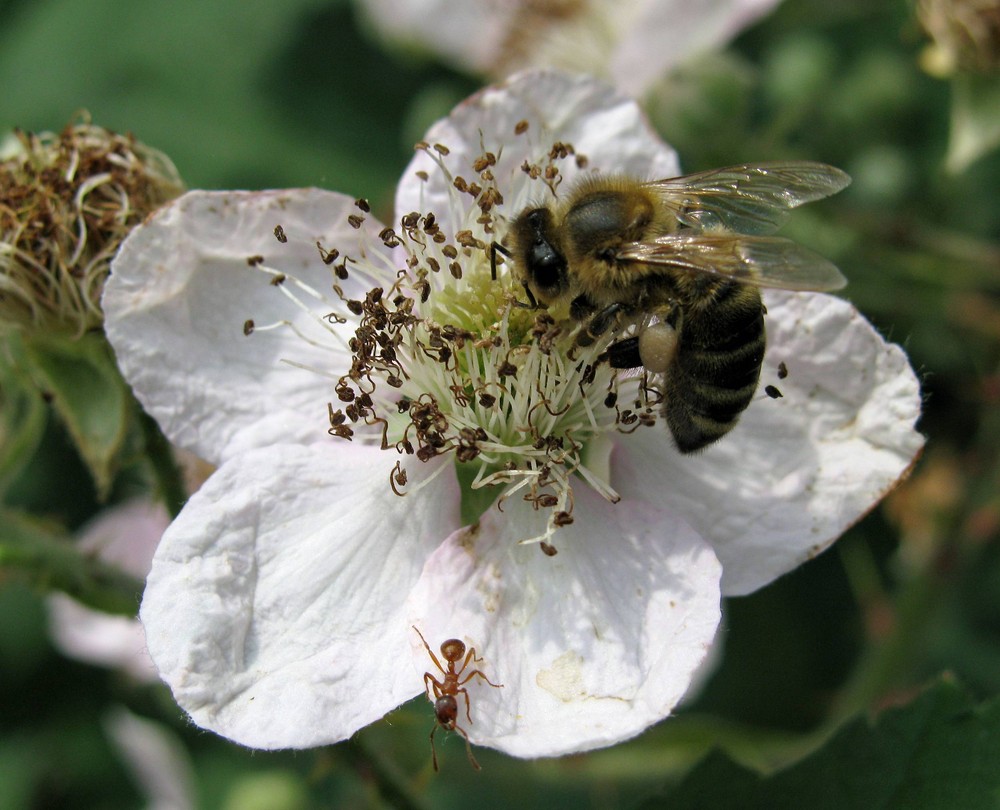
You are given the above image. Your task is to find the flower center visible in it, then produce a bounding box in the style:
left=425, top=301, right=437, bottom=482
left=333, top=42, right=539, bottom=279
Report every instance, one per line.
left=256, top=138, right=664, bottom=551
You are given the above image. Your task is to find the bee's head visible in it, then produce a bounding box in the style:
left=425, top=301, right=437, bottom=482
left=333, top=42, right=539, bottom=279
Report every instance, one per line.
left=508, top=206, right=568, bottom=306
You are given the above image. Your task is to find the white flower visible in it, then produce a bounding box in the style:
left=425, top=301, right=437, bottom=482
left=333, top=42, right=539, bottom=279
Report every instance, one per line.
left=103, top=71, right=923, bottom=759
left=104, top=708, right=196, bottom=810
left=47, top=499, right=168, bottom=682
left=357, top=0, right=783, bottom=96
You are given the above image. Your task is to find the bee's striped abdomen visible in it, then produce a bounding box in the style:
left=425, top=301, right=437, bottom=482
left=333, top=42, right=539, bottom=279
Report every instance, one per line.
left=663, top=281, right=765, bottom=453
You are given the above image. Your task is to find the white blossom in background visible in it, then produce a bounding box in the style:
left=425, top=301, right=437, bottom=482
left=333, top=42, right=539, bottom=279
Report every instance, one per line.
left=103, top=70, right=923, bottom=758
left=356, top=0, right=783, bottom=96
left=104, top=708, right=196, bottom=810
left=47, top=499, right=169, bottom=682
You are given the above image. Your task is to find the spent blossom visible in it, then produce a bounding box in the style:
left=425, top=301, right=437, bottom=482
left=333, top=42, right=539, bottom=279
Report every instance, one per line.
left=104, top=70, right=923, bottom=758
left=918, top=0, right=1000, bottom=76
left=0, top=118, right=183, bottom=336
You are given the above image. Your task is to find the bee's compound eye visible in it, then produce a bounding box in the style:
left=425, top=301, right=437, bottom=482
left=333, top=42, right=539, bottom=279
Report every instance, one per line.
left=638, top=322, right=678, bottom=374
left=526, top=209, right=547, bottom=229
left=529, top=243, right=564, bottom=288
left=518, top=207, right=566, bottom=290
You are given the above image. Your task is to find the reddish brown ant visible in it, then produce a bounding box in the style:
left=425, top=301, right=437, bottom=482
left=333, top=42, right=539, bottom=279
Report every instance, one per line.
left=412, top=625, right=503, bottom=771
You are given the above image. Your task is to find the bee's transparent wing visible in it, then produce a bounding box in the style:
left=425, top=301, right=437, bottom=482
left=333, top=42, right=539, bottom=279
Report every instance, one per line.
left=616, top=233, right=847, bottom=291
left=646, top=162, right=851, bottom=235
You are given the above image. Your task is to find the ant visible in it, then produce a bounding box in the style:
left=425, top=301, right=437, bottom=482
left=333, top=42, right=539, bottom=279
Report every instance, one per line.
left=412, top=625, right=503, bottom=771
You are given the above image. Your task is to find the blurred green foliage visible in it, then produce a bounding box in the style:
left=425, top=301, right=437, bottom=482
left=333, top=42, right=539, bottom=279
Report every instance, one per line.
left=2, top=0, right=999, bottom=807
left=649, top=679, right=1000, bottom=809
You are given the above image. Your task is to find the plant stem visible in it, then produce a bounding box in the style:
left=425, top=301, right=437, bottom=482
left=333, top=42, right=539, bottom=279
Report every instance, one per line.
left=0, top=509, right=144, bottom=615
left=138, top=409, right=186, bottom=519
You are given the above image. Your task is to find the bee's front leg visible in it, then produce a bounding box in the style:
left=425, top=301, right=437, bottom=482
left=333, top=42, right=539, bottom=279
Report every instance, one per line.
left=575, top=299, right=629, bottom=349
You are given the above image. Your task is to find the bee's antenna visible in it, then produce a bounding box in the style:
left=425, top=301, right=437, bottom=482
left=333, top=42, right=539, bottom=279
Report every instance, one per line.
left=490, top=241, right=511, bottom=281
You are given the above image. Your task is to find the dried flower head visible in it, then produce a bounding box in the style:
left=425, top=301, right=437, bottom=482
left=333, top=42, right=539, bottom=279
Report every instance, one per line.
left=0, top=118, right=183, bottom=336
left=919, top=0, right=1000, bottom=76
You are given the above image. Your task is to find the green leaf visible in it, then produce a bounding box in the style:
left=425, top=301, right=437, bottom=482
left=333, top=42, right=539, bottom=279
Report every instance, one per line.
left=0, top=508, right=144, bottom=615
left=647, top=679, right=1000, bottom=810
left=0, top=337, right=48, bottom=494
left=21, top=333, right=130, bottom=499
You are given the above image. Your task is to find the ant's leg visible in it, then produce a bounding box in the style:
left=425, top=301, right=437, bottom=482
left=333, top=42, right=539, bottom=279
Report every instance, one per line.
left=429, top=723, right=441, bottom=772
left=454, top=724, right=482, bottom=771
left=456, top=645, right=480, bottom=677
left=456, top=645, right=499, bottom=680
left=457, top=687, right=474, bottom=724
left=424, top=672, right=445, bottom=701
left=412, top=626, right=447, bottom=675
left=458, top=668, right=503, bottom=690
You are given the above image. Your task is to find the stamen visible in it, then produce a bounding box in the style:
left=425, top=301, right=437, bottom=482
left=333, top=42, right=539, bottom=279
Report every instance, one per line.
left=250, top=134, right=662, bottom=548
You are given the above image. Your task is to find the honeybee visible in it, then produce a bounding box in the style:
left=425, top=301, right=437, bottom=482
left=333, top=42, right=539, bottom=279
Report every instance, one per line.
left=492, top=162, right=850, bottom=453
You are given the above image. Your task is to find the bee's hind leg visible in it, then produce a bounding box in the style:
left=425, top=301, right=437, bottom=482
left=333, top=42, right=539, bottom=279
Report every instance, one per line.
left=606, top=336, right=642, bottom=369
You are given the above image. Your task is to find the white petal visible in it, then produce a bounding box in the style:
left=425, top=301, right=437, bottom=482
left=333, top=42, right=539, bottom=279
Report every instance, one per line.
left=357, top=0, right=513, bottom=73
left=76, top=498, right=170, bottom=576
left=104, top=708, right=196, bottom=810
left=140, top=441, right=461, bottom=749
left=611, top=0, right=784, bottom=96
left=358, top=0, right=781, bottom=97
left=105, top=189, right=395, bottom=464
left=612, top=292, right=924, bottom=596
left=48, top=596, right=158, bottom=682
left=396, top=69, right=680, bottom=229
left=47, top=499, right=168, bottom=681
left=406, top=485, right=721, bottom=758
